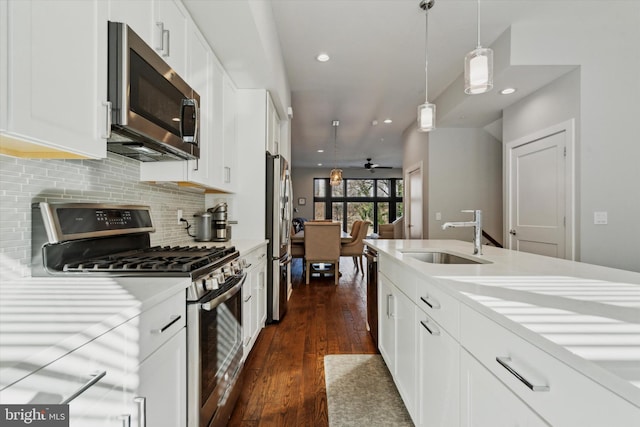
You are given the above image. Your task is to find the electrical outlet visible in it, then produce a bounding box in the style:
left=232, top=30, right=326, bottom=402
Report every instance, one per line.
left=177, top=209, right=183, bottom=224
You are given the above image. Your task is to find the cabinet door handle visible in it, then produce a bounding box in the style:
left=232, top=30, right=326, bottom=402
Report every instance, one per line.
left=224, top=166, right=231, bottom=183
left=134, top=396, right=147, bottom=427
left=162, top=29, right=170, bottom=57
left=420, top=318, right=440, bottom=336
left=151, top=315, right=182, bottom=334
left=386, top=294, right=394, bottom=318
left=102, top=101, right=112, bottom=139
left=420, top=294, right=441, bottom=309
left=244, top=294, right=252, bottom=303
left=496, top=357, right=550, bottom=392
left=61, top=370, right=107, bottom=404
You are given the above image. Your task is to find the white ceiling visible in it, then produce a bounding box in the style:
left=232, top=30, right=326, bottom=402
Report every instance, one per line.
left=185, top=0, right=589, bottom=169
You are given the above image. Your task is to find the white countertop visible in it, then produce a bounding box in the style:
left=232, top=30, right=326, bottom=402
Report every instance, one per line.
left=0, top=276, right=190, bottom=390
left=174, top=238, right=267, bottom=256
left=364, top=239, right=640, bottom=406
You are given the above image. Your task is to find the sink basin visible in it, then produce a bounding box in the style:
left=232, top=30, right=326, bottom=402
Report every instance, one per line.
left=401, top=251, right=488, bottom=265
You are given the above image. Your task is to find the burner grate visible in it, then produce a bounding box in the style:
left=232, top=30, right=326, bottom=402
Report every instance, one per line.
left=62, top=245, right=236, bottom=274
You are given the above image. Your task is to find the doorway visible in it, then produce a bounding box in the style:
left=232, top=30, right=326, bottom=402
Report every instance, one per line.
left=405, top=162, right=423, bottom=239
left=505, top=120, right=575, bottom=259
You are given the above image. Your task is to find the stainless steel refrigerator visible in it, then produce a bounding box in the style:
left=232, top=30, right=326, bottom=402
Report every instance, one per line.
left=266, top=152, right=292, bottom=322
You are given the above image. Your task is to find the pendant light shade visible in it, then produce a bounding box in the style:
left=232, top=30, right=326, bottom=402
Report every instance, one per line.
left=329, top=120, right=343, bottom=186
left=329, top=168, right=343, bottom=186
left=464, top=0, right=493, bottom=94
left=417, top=0, right=435, bottom=132
left=417, top=102, right=436, bottom=132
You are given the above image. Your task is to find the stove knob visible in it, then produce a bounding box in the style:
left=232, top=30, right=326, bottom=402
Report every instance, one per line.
left=213, top=271, right=226, bottom=284
left=203, top=276, right=219, bottom=291
left=238, top=258, right=249, bottom=269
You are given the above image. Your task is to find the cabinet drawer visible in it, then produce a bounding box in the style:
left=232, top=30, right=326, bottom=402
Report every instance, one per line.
left=460, top=304, right=640, bottom=426
left=0, top=322, right=128, bottom=410
left=137, top=291, right=186, bottom=361
left=242, top=245, right=267, bottom=270
left=379, top=254, right=417, bottom=301
left=415, top=278, right=459, bottom=339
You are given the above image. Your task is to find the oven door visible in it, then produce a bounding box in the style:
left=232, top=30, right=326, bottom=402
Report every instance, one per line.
left=187, top=273, right=246, bottom=427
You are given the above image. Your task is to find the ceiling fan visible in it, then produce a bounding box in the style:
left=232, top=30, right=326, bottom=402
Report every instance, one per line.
left=364, top=158, right=392, bottom=172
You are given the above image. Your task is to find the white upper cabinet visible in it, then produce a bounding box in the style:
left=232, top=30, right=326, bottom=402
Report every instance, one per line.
left=138, top=4, right=238, bottom=193
left=107, top=0, right=153, bottom=44
left=266, top=95, right=281, bottom=155
left=154, top=0, right=188, bottom=77
left=0, top=0, right=108, bottom=159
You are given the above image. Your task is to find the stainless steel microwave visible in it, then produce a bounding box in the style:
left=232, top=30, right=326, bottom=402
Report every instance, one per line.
left=107, top=21, right=199, bottom=161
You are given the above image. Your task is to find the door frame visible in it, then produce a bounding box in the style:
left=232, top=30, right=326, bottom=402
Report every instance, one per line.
left=404, top=161, right=424, bottom=239
left=504, top=119, right=576, bottom=260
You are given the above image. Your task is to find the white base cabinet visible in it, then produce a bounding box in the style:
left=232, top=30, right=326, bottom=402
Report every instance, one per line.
left=418, top=311, right=459, bottom=427
left=0, top=289, right=187, bottom=427
left=378, top=252, right=640, bottom=427
left=460, top=349, right=548, bottom=427
left=378, top=272, right=418, bottom=423
left=241, top=244, right=268, bottom=360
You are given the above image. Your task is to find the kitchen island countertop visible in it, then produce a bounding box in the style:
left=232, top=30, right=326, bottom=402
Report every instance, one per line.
left=364, top=239, right=640, bottom=407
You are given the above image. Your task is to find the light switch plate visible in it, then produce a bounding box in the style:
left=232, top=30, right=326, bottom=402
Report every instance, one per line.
left=435, top=212, right=442, bottom=221
left=594, top=211, right=608, bottom=225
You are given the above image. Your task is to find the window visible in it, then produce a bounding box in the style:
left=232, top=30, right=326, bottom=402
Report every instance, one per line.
left=313, top=178, right=403, bottom=235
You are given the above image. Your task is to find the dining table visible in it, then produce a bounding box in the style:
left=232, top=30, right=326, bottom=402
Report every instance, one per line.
left=291, top=229, right=353, bottom=244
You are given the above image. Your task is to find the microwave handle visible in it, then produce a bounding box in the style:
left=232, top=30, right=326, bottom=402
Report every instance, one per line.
left=181, top=98, right=199, bottom=144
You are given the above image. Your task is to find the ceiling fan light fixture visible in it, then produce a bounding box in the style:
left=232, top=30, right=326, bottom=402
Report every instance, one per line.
left=464, top=0, right=493, bottom=95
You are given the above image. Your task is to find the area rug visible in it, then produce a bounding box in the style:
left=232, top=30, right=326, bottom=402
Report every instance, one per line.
left=324, top=354, right=413, bottom=427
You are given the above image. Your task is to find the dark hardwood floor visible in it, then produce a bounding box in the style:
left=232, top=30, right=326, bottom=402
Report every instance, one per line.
left=229, top=257, right=378, bottom=426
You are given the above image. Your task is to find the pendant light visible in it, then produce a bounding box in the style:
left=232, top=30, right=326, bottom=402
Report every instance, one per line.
left=329, top=120, right=343, bottom=186
left=417, top=0, right=436, bottom=132
left=464, top=0, right=493, bottom=94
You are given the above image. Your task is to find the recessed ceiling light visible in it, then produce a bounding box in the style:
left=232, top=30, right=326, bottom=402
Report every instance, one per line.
left=317, top=149, right=324, bottom=153
left=500, top=88, right=517, bottom=95
left=372, top=120, right=378, bottom=126
left=317, top=163, right=323, bottom=166
left=316, top=53, right=330, bottom=62
left=383, top=118, right=393, bottom=124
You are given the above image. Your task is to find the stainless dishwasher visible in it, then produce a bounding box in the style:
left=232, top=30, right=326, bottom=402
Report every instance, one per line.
left=364, top=245, right=378, bottom=348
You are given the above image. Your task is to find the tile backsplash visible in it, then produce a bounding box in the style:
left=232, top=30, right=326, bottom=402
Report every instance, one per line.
left=0, top=153, right=205, bottom=278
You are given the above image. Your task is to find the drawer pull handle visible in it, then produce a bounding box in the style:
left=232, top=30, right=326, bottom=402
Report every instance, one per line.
left=61, top=370, right=107, bottom=404
left=420, top=295, right=440, bottom=309
left=152, top=315, right=182, bottom=334
left=496, top=357, right=550, bottom=392
left=119, top=414, right=131, bottom=427
left=420, top=319, right=441, bottom=336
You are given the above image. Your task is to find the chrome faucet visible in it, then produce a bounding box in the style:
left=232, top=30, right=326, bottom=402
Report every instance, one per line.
left=442, top=210, right=483, bottom=255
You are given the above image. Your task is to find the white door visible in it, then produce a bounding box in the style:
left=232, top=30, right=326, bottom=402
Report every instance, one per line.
left=506, top=121, right=574, bottom=259
left=406, top=164, right=423, bottom=239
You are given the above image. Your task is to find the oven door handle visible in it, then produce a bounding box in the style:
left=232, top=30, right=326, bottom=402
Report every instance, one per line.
left=201, top=273, right=247, bottom=311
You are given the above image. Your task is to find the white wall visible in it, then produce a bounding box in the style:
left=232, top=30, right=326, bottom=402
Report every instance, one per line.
left=290, top=167, right=402, bottom=221
left=428, top=128, right=503, bottom=244
left=402, top=124, right=430, bottom=237
left=506, top=6, right=640, bottom=272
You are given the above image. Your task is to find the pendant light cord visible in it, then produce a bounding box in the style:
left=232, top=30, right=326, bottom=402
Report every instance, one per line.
left=424, top=3, right=429, bottom=103
left=476, top=0, right=482, bottom=48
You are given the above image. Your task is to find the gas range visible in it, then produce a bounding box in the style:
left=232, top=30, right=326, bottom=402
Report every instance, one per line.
left=31, top=202, right=242, bottom=301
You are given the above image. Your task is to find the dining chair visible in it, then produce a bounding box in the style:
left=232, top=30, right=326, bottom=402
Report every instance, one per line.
left=304, top=222, right=341, bottom=285
left=349, top=220, right=362, bottom=238
left=340, top=220, right=371, bottom=274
